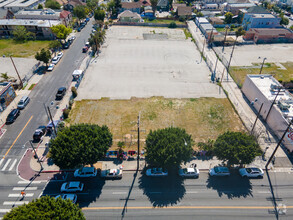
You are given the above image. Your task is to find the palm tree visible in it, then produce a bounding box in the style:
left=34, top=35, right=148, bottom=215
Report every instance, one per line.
left=89, top=29, right=106, bottom=54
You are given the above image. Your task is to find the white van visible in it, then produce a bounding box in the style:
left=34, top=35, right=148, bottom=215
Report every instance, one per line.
left=17, top=96, right=30, bottom=110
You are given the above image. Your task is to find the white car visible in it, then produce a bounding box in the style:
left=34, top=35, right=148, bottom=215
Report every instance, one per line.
left=100, top=169, right=122, bottom=179
left=47, top=64, right=54, bottom=71
left=179, top=167, right=199, bottom=178
left=209, top=167, right=230, bottom=177
left=57, top=52, right=63, bottom=59
left=55, top=194, right=77, bottom=204
left=51, top=56, right=60, bottom=64
left=239, top=167, right=264, bottom=178
left=146, top=168, right=168, bottom=177
left=60, top=182, right=84, bottom=192
left=74, top=167, right=97, bottom=178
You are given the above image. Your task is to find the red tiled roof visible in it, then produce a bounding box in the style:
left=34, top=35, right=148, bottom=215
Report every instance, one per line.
left=60, top=10, right=71, bottom=18
left=121, top=2, right=141, bottom=9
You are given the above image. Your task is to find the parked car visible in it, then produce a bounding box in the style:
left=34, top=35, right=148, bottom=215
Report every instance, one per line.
left=82, top=46, right=89, bottom=53
left=179, top=167, right=199, bottom=178
left=55, top=87, right=66, bottom=100
left=57, top=52, right=63, bottom=59
left=239, top=167, right=264, bottom=178
left=55, top=194, right=77, bottom=204
left=74, top=167, right=97, bottom=178
left=209, top=166, right=230, bottom=177
left=61, top=182, right=84, bottom=192
left=146, top=168, right=168, bottom=177
left=100, top=168, right=122, bottom=179
left=47, top=64, right=54, bottom=71
left=68, top=36, right=76, bottom=44
left=77, top=27, right=81, bottom=32
left=17, top=96, right=30, bottom=110
left=85, top=17, right=90, bottom=22
left=51, top=56, right=60, bottom=65
left=33, top=126, right=46, bottom=141
left=62, top=42, right=70, bottom=49
left=6, top=109, right=20, bottom=124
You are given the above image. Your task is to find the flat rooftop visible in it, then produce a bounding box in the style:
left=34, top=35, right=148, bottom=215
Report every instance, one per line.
left=5, top=0, right=39, bottom=7
left=0, top=19, right=60, bottom=27
left=253, top=13, right=276, bottom=18
left=0, top=0, right=16, bottom=7
left=15, top=9, right=60, bottom=16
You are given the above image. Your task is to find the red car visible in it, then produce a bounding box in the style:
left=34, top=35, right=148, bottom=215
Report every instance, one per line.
left=82, top=46, right=88, bottom=53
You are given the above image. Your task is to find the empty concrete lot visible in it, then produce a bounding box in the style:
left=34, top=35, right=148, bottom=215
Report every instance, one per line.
left=77, top=26, right=224, bottom=100
left=221, top=43, right=293, bottom=66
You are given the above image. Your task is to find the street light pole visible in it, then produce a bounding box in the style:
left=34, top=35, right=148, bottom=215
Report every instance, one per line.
left=251, top=102, right=264, bottom=135
left=29, top=141, right=43, bottom=171
left=265, top=118, right=293, bottom=169
left=259, top=57, right=267, bottom=74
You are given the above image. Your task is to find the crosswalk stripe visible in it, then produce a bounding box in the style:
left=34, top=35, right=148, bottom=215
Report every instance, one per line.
left=0, top=209, right=11, bottom=213
left=0, top=159, right=4, bottom=167
left=1, top=159, right=11, bottom=171
left=3, top=201, right=29, bottom=205
left=8, top=193, right=34, bottom=197
left=17, top=181, right=42, bottom=184
left=8, top=159, right=17, bottom=171
left=13, top=187, right=37, bottom=191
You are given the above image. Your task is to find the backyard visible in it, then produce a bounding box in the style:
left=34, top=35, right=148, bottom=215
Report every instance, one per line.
left=0, top=39, right=51, bottom=57
left=69, top=97, right=245, bottom=151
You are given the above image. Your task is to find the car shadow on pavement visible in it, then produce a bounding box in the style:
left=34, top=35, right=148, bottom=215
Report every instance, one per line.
left=206, top=172, right=253, bottom=199
left=138, top=169, right=185, bottom=207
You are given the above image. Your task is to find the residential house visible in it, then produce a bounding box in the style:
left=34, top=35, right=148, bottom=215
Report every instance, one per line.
left=157, top=0, right=169, bottom=11
left=225, top=2, right=255, bottom=14
left=202, top=0, right=225, bottom=3
left=118, top=10, right=142, bottom=22
left=60, top=10, right=71, bottom=26
left=177, top=6, right=192, bottom=17
left=243, top=28, right=293, bottom=43
left=172, top=3, right=185, bottom=11
left=0, top=8, right=14, bottom=19
left=63, top=0, right=86, bottom=12
left=210, top=17, right=224, bottom=25
left=120, top=2, right=141, bottom=14
left=0, top=19, right=61, bottom=38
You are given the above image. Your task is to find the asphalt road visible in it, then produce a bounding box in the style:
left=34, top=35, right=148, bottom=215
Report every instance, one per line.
left=42, top=170, right=293, bottom=220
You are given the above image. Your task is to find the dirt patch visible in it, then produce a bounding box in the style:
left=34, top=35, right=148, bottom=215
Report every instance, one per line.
left=69, top=97, right=245, bottom=151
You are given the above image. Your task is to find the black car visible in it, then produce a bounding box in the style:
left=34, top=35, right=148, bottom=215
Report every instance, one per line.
left=56, top=87, right=66, bottom=100
left=33, top=126, right=46, bottom=141
left=6, top=109, right=20, bottom=124
left=77, top=27, right=81, bottom=32
left=62, top=42, right=70, bottom=49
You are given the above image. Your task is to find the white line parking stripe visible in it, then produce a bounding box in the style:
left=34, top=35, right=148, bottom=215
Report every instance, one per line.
left=3, top=201, right=29, bottom=205
left=1, top=159, right=11, bottom=171
left=112, top=192, right=127, bottom=194
left=13, top=187, right=37, bottom=191
left=18, top=181, right=42, bottom=184
left=186, top=191, right=198, bottom=194
left=0, top=159, right=4, bottom=167
left=0, top=209, right=11, bottom=213
left=8, top=159, right=17, bottom=171
left=8, top=193, right=34, bottom=197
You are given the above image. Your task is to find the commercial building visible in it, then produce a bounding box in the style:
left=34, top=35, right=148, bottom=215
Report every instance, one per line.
left=3, top=0, right=42, bottom=13
left=0, top=82, right=16, bottom=112
left=244, top=28, right=293, bottom=43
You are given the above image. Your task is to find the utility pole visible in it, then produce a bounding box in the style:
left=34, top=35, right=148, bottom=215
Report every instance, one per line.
left=212, top=55, right=219, bottom=82
left=259, top=57, right=267, bottom=74
left=251, top=102, right=264, bottom=135
left=10, top=56, right=23, bottom=89
left=137, top=114, right=140, bottom=169
left=29, top=141, right=43, bottom=171
left=266, top=118, right=293, bottom=169
left=47, top=106, right=57, bottom=136
left=265, top=86, right=282, bottom=121
left=222, top=26, right=229, bottom=52
left=200, top=38, right=206, bottom=63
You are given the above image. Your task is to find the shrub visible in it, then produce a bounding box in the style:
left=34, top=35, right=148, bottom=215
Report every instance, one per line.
left=71, top=86, right=77, bottom=98
left=168, top=22, right=177, bottom=28
left=63, top=109, right=70, bottom=119
left=179, top=16, right=186, bottom=22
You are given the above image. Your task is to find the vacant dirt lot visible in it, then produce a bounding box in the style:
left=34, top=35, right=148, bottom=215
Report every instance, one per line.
left=77, top=26, right=224, bottom=100
left=69, top=97, right=245, bottom=150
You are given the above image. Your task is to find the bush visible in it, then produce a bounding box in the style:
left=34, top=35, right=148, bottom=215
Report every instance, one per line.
left=71, top=86, right=77, bottom=98
left=179, top=16, right=186, bottom=22
left=168, top=22, right=177, bottom=28
left=63, top=109, right=70, bottom=119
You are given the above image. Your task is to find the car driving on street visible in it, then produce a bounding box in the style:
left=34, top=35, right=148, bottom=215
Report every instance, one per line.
left=55, top=87, right=66, bottom=100
left=100, top=168, right=122, bottom=179
left=55, top=194, right=77, bottom=204
left=6, top=109, right=20, bottom=124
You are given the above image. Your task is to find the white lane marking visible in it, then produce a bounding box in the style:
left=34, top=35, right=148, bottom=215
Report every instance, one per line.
left=18, top=181, right=42, bottom=184
left=8, top=193, right=34, bottom=197
left=0, top=159, right=4, bottom=167
left=13, top=187, right=37, bottom=191
left=8, top=159, right=17, bottom=171
left=257, top=191, right=270, bottom=194
left=112, top=192, right=127, bottom=194
left=186, top=191, right=198, bottom=194
left=0, top=209, right=11, bottom=213
left=3, top=201, right=29, bottom=205
left=1, top=159, right=11, bottom=171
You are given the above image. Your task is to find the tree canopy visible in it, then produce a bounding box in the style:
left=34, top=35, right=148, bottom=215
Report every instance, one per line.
left=3, top=196, right=85, bottom=220
left=94, top=8, right=106, bottom=21
left=87, top=0, right=99, bottom=11
left=45, top=0, right=61, bottom=9
left=235, top=26, right=246, bottom=38
left=224, top=12, right=233, bottom=24
left=12, top=26, right=34, bottom=41
left=74, top=5, right=87, bottom=20
left=213, top=131, right=262, bottom=166
left=50, top=24, right=72, bottom=40
left=49, top=124, right=112, bottom=169
left=145, top=127, right=193, bottom=169
left=88, top=28, right=105, bottom=53
left=280, top=16, right=289, bottom=26
left=49, top=40, right=61, bottom=52
left=35, top=48, right=51, bottom=66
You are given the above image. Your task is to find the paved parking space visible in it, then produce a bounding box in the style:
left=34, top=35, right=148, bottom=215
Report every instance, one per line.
left=221, top=44, right=293, bottom=66
left=77, top=26, right=224, bottom=100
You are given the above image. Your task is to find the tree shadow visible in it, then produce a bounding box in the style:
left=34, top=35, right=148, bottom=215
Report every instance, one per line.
left=206, top=171, right=253, bottom=199
left=138, top=169, right=185, bottom=207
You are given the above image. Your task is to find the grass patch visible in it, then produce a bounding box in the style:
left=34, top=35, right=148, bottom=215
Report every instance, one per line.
left=69, top=97, right=245, bottom=150
left=144, top=19, right=184, bottom=25
left=0, top=39, right=51, bottom=58
left=183, top=28, right=192, bottom=39
left=28, top=83, right=36, bottom=90
left=230, top=62, right=293, bottom=87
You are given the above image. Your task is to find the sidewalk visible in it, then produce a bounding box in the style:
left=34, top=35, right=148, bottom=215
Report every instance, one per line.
left=187, top=21, right=291, bottom=169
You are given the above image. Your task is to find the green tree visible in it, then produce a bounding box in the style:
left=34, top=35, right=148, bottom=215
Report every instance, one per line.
left=224, top=12, right=233, bottom=24
left=3, top=196, right=85, bottom=220
left=45, top=0, right=61, bottom=9
left=150, top=0, right=158, bottom=15
left=290, top=25, right=293, bottom=31
left=49, top=124, right=112, bottom=169
left=35, top=48, right=51, bottom=67
left=107, top=0, right=115, bottom=14
left=196, top=12, right=204, bottom=17
left=87, top=0, right=99, bottom=11
left=94, top=8, right=106, bottom=21
left=280, top=16, right=289, bottom=25
left=237, top=11, right=244, bottom=24
left=50, top=24, right=72, bottom=40
left=107, top=0, right=121, bottom=17
left=145, top=127, right=193, bottom=169
left=73, top=5, right=87, bottom=23
left=12, top=26, right=34, bottom=41
left=88, top=28, right=105, bottom=53
left=213, top=131, right=262, bottom=166
left=49, top=40, right=61, bottom=54
left=37, top=3, right=43, bottom=9
left=235, top=26, right=246, bottom=38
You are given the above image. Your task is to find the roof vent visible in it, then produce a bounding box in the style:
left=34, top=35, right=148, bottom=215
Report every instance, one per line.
left=260, top=76, right=264, bottom=79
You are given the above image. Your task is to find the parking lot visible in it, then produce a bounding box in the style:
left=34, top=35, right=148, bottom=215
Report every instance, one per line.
left=77, top=26, right=224, bottom=100
left=221, top=43, right=293, bottom=66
